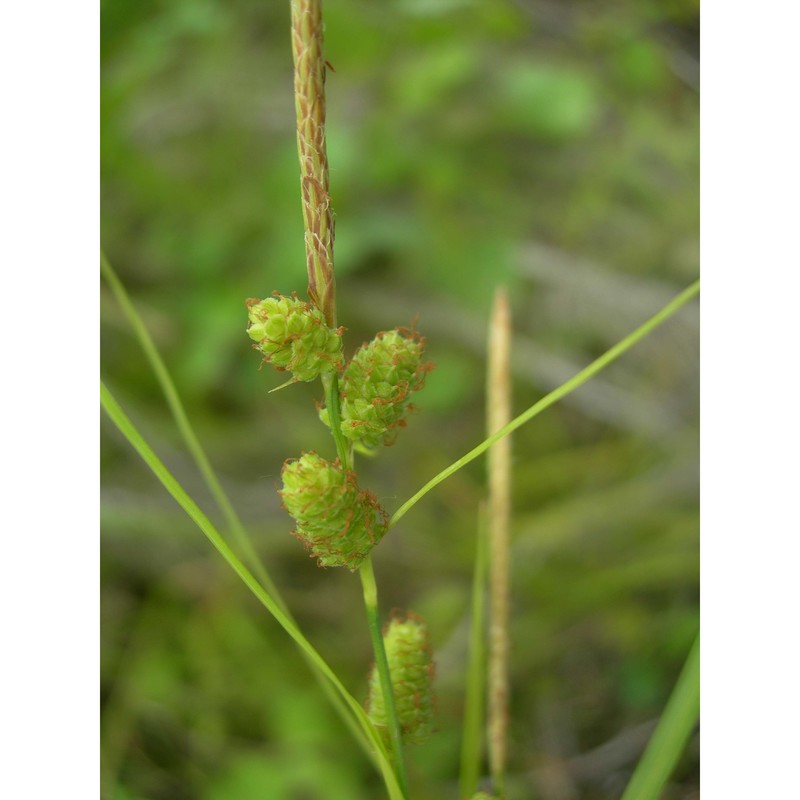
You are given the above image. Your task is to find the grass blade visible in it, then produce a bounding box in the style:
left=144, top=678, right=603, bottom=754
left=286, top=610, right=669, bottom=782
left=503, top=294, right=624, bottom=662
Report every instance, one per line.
left=101, top=252, right=382, bottom=765
left=389, top=279, right=699, bottom=529
left=100, top=380, right=405, bottom=800
left=459, top=503, right=489, bottom=799
left=620, top=632, right=700, bottom=800
left=100, top=251, right=283, bottom=607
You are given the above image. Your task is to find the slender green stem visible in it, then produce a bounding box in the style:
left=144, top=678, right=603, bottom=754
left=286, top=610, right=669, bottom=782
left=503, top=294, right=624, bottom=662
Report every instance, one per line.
left=360, top=557, right=410, bottom=800
left=390, top=279, right=700, bottom=529
left=323, top=372, right=351, bottom=470
left=321, top=287, right=405, bottom=796
left=460, top=503, right=489, bottom=799
left=327, top=362, right=406, bottom=799
left=621, top=633, right=700, bottom=800
left=100, top=251, right=285, bottom=610
left=100, top=381, right=404, bottom=800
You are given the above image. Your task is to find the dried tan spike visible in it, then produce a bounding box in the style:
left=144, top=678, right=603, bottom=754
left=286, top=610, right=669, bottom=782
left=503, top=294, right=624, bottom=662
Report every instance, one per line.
left=487, top=286, right=512, bottom=798
left=290, top=0, right=336, bottom=327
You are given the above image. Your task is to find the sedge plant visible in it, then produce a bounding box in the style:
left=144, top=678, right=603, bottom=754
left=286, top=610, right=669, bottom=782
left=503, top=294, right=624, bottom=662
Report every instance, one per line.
left=100, top=1, right=700, bottom=797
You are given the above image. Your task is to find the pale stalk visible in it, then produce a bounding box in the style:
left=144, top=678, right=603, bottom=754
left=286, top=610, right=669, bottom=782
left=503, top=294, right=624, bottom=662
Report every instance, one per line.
left=487, top=288, right=512, bottom=798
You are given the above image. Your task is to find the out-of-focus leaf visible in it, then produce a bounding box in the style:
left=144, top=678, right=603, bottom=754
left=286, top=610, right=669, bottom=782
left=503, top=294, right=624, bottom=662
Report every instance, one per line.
left=495, top=62, right=600, bottom=141
left=205, top=751, right=367, bottom=800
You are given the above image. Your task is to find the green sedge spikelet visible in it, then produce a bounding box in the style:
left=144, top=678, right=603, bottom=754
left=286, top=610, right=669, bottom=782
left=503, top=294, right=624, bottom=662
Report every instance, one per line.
left=280, top=452, right=388, bottom=570
left=367, top=613, right=434, bottom=745
left=246, top=293, right=343, bottom=383
left=321, top=328, right=432, bottom=449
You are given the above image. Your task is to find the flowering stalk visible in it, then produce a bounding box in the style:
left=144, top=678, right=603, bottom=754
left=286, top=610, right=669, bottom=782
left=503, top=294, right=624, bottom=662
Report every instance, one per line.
left=288, top=4, right=411, bottom=796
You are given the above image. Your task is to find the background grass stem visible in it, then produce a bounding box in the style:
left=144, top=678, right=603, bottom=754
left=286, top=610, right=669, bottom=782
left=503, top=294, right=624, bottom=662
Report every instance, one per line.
left=487, top=287, right=512, bottom=797
left=389, top=280, right=700, bottom=529
left=100, top=251, right=284, bottom=610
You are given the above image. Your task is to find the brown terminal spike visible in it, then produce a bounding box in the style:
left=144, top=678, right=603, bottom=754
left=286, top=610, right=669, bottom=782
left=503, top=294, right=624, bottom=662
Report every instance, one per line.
left=291, top=0, right=336, bottom=326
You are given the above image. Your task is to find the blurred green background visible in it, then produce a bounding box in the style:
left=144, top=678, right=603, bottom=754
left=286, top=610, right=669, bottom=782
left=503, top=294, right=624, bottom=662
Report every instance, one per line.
left=101, top=0, right=699, bottom=798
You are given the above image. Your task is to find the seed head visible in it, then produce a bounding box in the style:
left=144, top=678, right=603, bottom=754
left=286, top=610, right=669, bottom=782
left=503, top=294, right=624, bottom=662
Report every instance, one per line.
left=321, top=328, right=432, bottom=449
left=280, top=452, right=388, bottom=570
left=246, top=294, right=343, bottom=382
left=367, top=613, right=434, bottom=745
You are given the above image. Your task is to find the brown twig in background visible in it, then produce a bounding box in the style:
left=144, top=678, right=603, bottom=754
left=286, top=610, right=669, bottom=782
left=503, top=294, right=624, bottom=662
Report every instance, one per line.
left=290, top=0, right=336, bottom=326
left=487, top=287, right=512, bottom=797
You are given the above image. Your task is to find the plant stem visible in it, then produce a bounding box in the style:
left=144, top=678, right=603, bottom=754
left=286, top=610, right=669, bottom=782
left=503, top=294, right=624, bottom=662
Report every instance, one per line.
left=389, top=279, right=700, bottom=529
left=360, top=557, right=410, bottom=799
left=487, top=288, right=512, bottom=798
left=620, top=632, right=700, bottom=800
left=323, top=372, right=351, bottom=470
left=291, top=7, right=407, bottom=798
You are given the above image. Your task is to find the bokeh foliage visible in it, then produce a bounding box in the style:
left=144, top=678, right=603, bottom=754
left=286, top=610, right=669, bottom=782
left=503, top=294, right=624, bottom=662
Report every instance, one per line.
left=101, top=0, right=699, bottom=797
